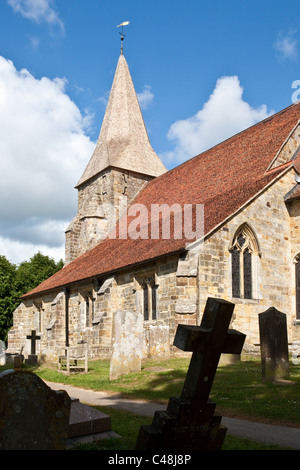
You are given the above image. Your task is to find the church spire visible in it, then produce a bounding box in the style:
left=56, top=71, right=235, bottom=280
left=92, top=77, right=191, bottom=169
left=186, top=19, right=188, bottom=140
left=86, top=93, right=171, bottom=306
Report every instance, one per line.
left=76, top=49, right=166, bottom=188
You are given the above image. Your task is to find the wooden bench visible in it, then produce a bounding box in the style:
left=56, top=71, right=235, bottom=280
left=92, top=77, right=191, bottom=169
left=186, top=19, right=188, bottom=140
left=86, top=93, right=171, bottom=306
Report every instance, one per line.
left=58, top=343, right=88, bottom=373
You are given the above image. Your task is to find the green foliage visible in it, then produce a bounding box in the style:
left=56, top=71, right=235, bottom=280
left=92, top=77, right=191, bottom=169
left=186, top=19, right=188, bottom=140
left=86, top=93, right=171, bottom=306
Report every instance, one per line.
left=0, top=256, right=18, bottom=344
left=0, top=252, right=63, bottom=343
left=15, top=252, right=64, bottom=295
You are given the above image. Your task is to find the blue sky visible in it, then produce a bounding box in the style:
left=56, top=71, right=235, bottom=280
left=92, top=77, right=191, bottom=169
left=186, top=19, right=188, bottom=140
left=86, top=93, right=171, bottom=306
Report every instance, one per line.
left=0, top=0, right=300, bottom=264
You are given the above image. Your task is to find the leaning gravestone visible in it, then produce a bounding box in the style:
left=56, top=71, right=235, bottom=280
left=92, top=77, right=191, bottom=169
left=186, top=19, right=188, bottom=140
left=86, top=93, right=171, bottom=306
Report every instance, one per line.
left=0, top=340, right=5, bottom=365
left=136, top=297, right=246, bottom=450
left=259, top=307, right=290, bottom=381
left=0, top=369, right=71, bottom=450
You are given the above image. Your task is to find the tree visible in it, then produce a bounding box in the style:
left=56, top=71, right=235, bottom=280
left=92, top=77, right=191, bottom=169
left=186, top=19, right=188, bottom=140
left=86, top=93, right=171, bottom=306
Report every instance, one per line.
left=15, top=252, right=64, bottom=296
left=0, top=252, right=64, bottom=343
left=0, top=256, right=18, bottom=343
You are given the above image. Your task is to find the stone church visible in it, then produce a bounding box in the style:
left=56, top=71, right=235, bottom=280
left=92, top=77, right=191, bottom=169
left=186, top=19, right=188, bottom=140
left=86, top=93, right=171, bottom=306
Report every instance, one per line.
left=7, top=50, right=300, bottom=362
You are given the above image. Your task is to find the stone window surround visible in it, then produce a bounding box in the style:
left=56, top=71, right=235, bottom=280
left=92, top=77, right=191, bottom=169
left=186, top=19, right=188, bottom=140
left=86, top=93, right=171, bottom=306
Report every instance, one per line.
left=229, top=223, right=261, bottom=301
left=135, top=272, right=159, bottom=322
left=78, top=289, right=96, bottom=329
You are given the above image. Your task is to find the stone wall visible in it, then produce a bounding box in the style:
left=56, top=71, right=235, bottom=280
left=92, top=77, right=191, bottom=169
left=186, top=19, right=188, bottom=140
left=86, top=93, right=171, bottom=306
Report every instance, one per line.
left=198, top=169, right=300, bottom=348
left=7, top=254, right=187, bottom=362
left=8, top=169, right=300, bottom=362
left=65, top=168, right=152, bottom=264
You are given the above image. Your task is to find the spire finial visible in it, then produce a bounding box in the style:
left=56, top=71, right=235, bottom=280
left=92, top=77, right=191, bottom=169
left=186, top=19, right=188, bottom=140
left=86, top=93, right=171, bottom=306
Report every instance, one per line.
left=117, top=21, right=130, bottom=55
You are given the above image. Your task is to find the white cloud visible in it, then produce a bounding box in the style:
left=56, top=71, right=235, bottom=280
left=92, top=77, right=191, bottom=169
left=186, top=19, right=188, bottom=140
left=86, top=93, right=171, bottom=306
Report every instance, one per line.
left=162, top=75, right=272, bottom=165
left=0, top=236, right=65, bottom=265
left=7, top=0, right=64, bottom=32
left=137, top=85, right=154, bottom=110
left=274, top=29, right=298, bottom=61
left=0, top=56, right=95, bottom=263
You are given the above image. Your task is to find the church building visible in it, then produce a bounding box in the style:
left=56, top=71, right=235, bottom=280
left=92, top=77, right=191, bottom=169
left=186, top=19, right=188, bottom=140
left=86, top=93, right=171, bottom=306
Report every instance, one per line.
left=7, top=48, right=300, bottom=362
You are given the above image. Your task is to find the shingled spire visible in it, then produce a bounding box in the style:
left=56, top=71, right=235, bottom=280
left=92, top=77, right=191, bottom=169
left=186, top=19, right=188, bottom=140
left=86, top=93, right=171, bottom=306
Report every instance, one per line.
left=65, top=53, right=167, bottom=264
left=76, top=54, right=166, bottom=188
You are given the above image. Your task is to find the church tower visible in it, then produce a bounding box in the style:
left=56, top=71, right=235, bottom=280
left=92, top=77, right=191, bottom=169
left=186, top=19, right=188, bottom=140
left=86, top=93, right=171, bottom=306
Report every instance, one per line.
left=65, top=52, right=167, bottom=264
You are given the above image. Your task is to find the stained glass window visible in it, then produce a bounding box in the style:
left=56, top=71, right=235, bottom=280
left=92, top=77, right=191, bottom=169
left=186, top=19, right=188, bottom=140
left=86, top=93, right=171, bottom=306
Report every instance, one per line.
left=232, top=246, right=240, bottom=298
left=243, top=248, right=252, bottom=299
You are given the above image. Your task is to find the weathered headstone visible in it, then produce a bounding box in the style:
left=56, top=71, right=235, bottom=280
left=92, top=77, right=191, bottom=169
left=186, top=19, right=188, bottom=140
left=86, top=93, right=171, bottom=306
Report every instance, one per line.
left=136, top=297, right=246, bottom=450
left=110, top=310, right=143, bottom=379
left=0, top=369, right=71, bottom=450
left=13, top=354, right=23, bottom=368
left=0, top=340, right=6, bottom=365
left=258, top=307, right=290, bottom=381
left=25, top=329, right=41, bottom=364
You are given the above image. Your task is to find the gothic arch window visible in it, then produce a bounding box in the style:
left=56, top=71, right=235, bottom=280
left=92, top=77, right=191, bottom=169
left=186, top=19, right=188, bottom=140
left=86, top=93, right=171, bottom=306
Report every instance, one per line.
left=230, top=223, right=260, bottom=300
left=294, top=255, right=300, bottom=320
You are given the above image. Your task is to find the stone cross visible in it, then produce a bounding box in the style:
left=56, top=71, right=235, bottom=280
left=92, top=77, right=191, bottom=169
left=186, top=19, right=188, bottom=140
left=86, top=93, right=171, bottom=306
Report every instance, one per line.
left=136, top=297, right=246, bottom=450
left=26, top=330, right=41, bottom=355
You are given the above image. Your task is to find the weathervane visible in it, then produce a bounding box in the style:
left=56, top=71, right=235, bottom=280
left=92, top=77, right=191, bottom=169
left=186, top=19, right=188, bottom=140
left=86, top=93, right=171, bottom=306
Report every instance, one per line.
left=117, top=21, right=130, bottom=55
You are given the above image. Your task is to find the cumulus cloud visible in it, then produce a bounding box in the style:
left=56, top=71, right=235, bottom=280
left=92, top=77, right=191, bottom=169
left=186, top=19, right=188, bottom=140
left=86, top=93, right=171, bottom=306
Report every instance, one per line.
left=162, top=75, right=272, bottom=165
left=274, top=29, right=298, bottom=61
left=7, top=0, right=64, bottom=32
left=0, top=56, right=95, bottom=263
left=137, top=85, right=154, bottom=110
left=0, top=235, right=65, bottom=264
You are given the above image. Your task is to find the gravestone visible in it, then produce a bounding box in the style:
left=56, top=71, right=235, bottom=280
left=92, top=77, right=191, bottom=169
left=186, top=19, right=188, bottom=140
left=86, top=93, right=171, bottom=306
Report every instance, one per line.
left=25, top=329, right=41, bottom=364
left=110, top=310, right=143, bottom=379
left=68, top=398, right=112, bottom=440
left=0, top=369, right=71, bottom=450
left=258, top=307, right=290, bottom=381
left=136, top=297, right=246, bottom=450
left=0, top=340, right=5, bottom=365
left=13, top=354, right=24, bottom=368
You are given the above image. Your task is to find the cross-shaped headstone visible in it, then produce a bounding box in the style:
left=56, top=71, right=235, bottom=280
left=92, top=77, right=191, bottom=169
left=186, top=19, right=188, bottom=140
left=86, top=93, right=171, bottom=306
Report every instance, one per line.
left=136, top=297, right=246, bottom=450
left=26, top=330, right=41, bottom=355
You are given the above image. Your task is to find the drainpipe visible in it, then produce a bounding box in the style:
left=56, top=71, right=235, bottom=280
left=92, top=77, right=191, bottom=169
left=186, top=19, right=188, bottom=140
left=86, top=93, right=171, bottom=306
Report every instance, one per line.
left=65, top=287, right=70, bottom=347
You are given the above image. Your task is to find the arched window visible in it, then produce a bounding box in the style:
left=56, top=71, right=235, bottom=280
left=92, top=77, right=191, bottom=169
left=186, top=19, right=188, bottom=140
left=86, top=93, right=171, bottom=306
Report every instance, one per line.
left=139, top=276, right=158, bottom=321
left=230, top=224, right=260, bottom=300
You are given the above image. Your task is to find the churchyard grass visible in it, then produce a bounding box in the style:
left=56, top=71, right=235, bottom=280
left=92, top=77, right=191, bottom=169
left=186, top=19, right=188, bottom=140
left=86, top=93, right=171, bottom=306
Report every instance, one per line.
left=1, top=355, right=298, bottom=450
left=24, top=355, right=300, bottom=426
left=69, top=405, right=289, bottom=451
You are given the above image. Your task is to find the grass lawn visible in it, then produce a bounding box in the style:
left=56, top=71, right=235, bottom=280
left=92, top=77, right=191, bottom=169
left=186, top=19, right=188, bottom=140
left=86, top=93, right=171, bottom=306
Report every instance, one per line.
left=1, top=354, right=299, bottom=450
left=31, top=355, right=300, bottom=427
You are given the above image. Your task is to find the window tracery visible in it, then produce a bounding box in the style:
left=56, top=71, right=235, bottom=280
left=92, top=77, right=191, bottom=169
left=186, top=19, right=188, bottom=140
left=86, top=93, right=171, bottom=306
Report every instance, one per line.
left=230, top=224, right=260, bottom=300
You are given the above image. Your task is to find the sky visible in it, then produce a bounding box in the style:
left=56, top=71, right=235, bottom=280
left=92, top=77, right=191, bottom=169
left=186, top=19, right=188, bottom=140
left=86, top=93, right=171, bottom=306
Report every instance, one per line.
left=0, top=0, right=300, bottom=265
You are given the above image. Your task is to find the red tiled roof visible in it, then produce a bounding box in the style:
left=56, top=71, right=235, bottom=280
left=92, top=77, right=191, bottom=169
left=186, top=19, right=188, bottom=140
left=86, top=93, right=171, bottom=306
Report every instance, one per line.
left=23, top=103, right=300, bottom=298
